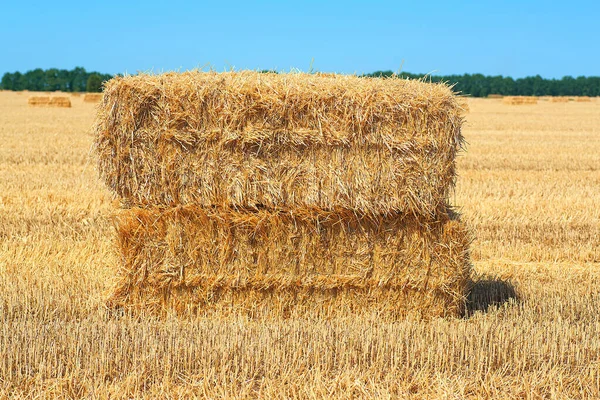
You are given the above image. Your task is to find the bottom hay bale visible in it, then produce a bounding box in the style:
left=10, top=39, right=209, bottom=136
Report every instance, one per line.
left=108, top=206, right=471, bottom=319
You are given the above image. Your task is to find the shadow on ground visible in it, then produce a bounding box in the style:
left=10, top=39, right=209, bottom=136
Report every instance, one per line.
left=466, top=277, right=518, bottom=316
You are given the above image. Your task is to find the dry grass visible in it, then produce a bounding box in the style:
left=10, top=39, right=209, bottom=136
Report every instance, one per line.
left=1, top=92, right=600, bottom=398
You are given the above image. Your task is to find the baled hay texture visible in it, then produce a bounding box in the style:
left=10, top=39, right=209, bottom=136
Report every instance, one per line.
left=28, top=96, right=50, bottom=106
left=94, top=71, right=464, bottom=216
left=48, top=97, right=72, bottom=108
left=575, top=96, right=591, bottom=102
left=487, top=94, right=504, bottom=99
left=502, top=96, right=538, bottom=105
left=71, top=92, right=81, bottom=97
left=551, top=97, right=570, bottom=103
left=108, top=206, right=471, bottom=319
left=84, top=93, right=103, bottom=103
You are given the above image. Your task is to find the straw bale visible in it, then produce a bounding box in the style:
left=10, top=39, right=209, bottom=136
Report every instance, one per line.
left=575, top=96, right=591, bottom=102
left=503, top=96, right=538, bottom=105
left=94, top=71, right=464, bottom=216
left=84, top=93, right=103, bottom=103
left=108, top=206, right=471, bottom=318
left=551, top=97, right=569, bottom=103
left=487, top=94, right=503, bottom=99
left=49, top=97, right=72, bottom=108
left=71, top=92, right=81, bottom=97
left=28, top=96, right=50, bottom=106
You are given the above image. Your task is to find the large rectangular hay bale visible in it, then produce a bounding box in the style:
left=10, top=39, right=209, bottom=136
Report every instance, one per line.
left=94, top=71, right=464, bottom=216
left=108, top=206, right=471, bottom=318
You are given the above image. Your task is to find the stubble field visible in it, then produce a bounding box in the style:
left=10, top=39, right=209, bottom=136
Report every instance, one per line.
left=0, top=91, right=599, bottom=398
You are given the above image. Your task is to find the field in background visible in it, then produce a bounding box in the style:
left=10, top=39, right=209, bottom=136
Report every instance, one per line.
left=0, top=92, right=599, bottom=398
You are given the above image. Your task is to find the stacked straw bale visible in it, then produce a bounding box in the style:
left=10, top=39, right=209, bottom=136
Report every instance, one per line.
left=95, top=71, right=471, bottom=319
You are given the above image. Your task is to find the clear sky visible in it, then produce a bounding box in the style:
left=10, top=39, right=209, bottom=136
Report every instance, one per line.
left=2, top=0, right=598, bottom=78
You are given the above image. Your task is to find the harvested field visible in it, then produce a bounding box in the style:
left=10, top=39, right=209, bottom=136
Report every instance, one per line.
left=95, top=72, right=464, bottom=215
left=1, top=92, right=600, bottom=397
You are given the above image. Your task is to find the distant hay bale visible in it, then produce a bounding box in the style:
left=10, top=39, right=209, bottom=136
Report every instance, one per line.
left=28, top=96, right=50, bottom=106
left=48, top=97, right=71, bottom=108
left=108, top=206, right=471, bottom=318
left=503, top=96, right=538, bottom=105
left=94, top=71, right=464, bottom=216
left=575, top=96, right=591, bottom=102
left=487, top=94, right=503, bottom=99
left=71, top=92, right=81, bottom=97
left=551, top=97, right=569, bottom=103
left=83, top=93, right=103, bottom=103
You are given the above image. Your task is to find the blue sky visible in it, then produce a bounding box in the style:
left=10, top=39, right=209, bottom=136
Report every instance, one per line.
left=2, top=1, right=598, bottom=78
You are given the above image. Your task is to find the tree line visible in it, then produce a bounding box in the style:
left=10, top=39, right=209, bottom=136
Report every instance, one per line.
left=363, top=71, right=600, bottom=97
left=0, top=67, right=113, bottom=92
left=2, top=67, right=599, bottom=97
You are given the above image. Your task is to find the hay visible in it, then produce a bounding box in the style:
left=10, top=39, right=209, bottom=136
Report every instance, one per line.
left=487, top=94, right=503, bottom=99
left=575, top=96, right=591, bottom=102
left=28, top=96, right=72, bottom=107
left=48, top=97, right=72, bottom=108
left=108, top=206, right=471, bottom=319
left=94, top=71, right=464, bottom=216
left=28, top=96, right=50, bottom=106
left=502, top=96, right=538, bottom=105
left=84, top=93, right=103, bottom=103
left=71, top=92, right=81, bottom=97
left=551, top=97, right=569, bottom=103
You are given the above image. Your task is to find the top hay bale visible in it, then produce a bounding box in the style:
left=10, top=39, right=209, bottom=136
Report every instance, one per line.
left=94, top=71, right=464, bottom=216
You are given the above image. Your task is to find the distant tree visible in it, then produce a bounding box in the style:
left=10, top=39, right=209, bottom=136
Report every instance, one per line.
left=1, top=73, right=13, bottom=90
left=86, top=73, right=103, bottom=92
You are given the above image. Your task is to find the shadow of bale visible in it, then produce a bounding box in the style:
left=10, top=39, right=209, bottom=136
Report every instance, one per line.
left=466, top=277, right=518, bottom=316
